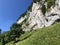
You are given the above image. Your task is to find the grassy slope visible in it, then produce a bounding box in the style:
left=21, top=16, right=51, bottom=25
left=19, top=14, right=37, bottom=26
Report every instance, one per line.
left=6, top=22, right=60, bottom=45
left=6, top=30, right=36, bottom=45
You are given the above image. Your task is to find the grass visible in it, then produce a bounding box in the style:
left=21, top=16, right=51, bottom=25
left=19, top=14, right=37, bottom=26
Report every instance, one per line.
left=5, top=41, right=14, bottom=45
left=16, top=30, right=36, bottom=41
left=5, top=30, right=36, bottom=45
left=16, top=22, right=60, bottom=45
left=0, top=42, right=2, bottom=45
left=5, top=22, right=60, bottom=45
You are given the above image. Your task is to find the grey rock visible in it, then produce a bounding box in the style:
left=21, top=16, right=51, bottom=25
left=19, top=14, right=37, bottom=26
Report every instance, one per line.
left=17, top=0, right=60, bottom=31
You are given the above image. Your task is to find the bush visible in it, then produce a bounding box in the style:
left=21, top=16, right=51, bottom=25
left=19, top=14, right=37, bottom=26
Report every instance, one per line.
left=47, top=0, right=55, bottom=9
left=41, top=5, right=46, bottom=15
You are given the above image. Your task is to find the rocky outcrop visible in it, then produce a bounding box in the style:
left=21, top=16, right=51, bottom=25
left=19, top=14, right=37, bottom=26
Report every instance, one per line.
left=17, top=0, right=60, bottom=31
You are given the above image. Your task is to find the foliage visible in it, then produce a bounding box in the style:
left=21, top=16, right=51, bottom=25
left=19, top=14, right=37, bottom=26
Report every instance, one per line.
left=27, top=2, right=33, bottom=11
left=0, top=29, right=1, bottom=34
left=17, top=11, right=27, bottom=21
left=47, top=0, right=55, bottom=9
left=0, top=0, right=59, bottom=45
left=41, top=5, right=46, bottom=15
left=0, top=23, right=24, bottom=45
left=2, top=22, right=60, bottom=45
left=41, top=0, right=55, bottom=15
left=17, top=31, right=35, bottom=41
left=33, top=0, right=40, bottom=3
left=9, top=23, right=24, bottom=41
left=16, top=22, right=60, bottom=45
left=10, top=23, right=21, bottom=30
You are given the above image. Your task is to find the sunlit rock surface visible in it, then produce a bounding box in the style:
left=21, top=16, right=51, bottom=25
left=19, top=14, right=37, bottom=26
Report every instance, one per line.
left=17, top=0, right=60, bottom=31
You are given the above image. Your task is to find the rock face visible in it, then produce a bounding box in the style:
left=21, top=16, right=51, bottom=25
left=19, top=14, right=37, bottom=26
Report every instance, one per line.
left=17, top=0, right=60, bottom=31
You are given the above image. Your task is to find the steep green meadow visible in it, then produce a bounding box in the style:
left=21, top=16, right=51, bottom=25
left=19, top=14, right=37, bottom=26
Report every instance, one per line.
left=5, top=22, right=60, bottom=45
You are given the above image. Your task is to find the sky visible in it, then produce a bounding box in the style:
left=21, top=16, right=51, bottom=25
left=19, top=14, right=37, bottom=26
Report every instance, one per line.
left=0, top=0, right=32, bottom=32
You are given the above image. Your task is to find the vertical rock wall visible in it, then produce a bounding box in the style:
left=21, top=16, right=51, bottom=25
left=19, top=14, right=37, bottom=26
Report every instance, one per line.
left=17, top=0, right=60, bottom=31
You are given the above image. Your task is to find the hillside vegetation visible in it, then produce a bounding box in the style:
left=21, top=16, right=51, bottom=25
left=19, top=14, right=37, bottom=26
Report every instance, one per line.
left=0, top=0, right=60, bottom=45
left=5, top=22, right=60, bottom=45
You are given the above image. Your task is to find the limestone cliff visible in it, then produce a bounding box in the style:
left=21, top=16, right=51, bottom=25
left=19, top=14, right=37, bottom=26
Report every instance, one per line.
left=17, top=0, right=60, bottom=31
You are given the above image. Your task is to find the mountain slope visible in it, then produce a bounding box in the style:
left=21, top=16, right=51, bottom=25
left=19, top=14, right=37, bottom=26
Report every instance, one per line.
left=15, top=22, right=60, bottom=45
left=5, top=0, right=60, bottom=45
left=17, top=0, right=60, bottom=31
